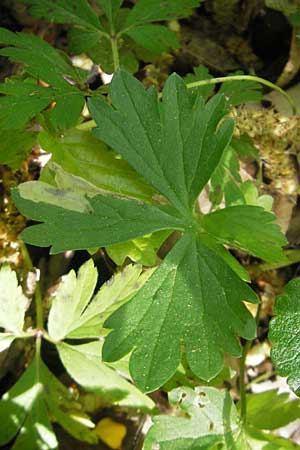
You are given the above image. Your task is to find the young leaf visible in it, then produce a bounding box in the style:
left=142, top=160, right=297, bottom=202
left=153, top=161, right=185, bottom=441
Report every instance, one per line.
left=47, top=259, right=147, bottom=340
left=57, top=341, right=154, bottom=410
left=219, top=71, right=263, bottom=106
left=12, top=186, right=185, bottom=254
left=269, top=278, right=300, bottom=396
left=38, top=129, right=156, bottom=202
left=103, top=233, right=258, bottom=392
left=202, top=205, right=288, bottom=262
left=0, top=265, right=29, bottom=349
left=89, top=69, right=234, bottom=214
left=143, top=386, right=238, bottom=449
left=0, top=29, right=85, bottom=129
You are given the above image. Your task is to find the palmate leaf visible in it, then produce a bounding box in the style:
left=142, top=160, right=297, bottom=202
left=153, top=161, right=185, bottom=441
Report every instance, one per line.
left=0, top=356, right=97, bottom=449
left=13, top=70, right=286, bottom=393
left=103, top=233, right=258, bottom=392
left=269, top=279, right=300, bottom=396
left=0, top=29, right=85, bottom=130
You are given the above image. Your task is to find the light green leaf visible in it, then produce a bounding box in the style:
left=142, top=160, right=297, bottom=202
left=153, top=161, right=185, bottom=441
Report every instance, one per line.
left=48, top=259, right=147, bottom=340
left=125, top=24, right=179, bottom=54
left=0, top=129, right=37, bottom=168
left=202, top=205, right=287, bottom=262
left=269, top=278, right=300, bottom=396
left=57, top=341, right=154, bottom=410
left=103, top=233, right=258, bottom=392
left=39, top=129, right=156, bottom=202
left=48, top=259, right=97, bottom=341
left=12, top=186, right=185, bottom=254
left=0, top=265, right=29, bottom=336
left=18, top=180, right=93, bottom=214
left=245, top=390, right=300, bottom=430
left=106, top=230, right=170, bottom=266
left=239, top=181, right=274, bottom=211
left=143, top=386, right=238, bottom=450
left=89, top=69, right=234, bottom=214
left=0, top=357, right=58, bottom=449
left=0, top=333, right=16, bottom=352
left=124, top=0, right=203, bottom=27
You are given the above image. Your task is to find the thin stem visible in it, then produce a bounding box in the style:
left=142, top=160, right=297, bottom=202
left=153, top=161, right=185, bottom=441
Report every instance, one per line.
left=239, top=339, right=251, bottom=424
left=239, top=303, right=261, bottom=424
left=21, top=243, right=44, bottom=330
left=186, top=75, right=297, bottom=114
left=110, top=35, right=120, bottom=72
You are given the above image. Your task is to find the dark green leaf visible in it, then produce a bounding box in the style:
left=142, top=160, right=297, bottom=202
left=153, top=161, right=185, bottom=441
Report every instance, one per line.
left=12, top=186, right=185, bottom=253
left=125, top=24, right=179, bottom=54
left=124, top=0, right=203, bottom=27
left=184, top=65, right=214, bottom=102
left=269, top=278, right=300, bottom=396
left=89, top=69, right=234, bottom=214
left=202, top=205, right=288, bottom=262
left=103, top=233, right=258, bottom=392
left=24, top=0, right=104, bottom=30
left=0, top=29, right=85, bottom=129
left=0, top=129, right=37, bottom=168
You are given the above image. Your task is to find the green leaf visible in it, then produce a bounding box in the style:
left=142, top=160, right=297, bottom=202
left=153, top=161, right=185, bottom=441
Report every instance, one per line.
left=202, top=205, right=288, bottom=263
left=103, top=233, right=258, bottom=392
left=125, top=24, right=179, bottom=54
left=0, top=129, right=37, bottom=168
left=106, top=230, right=170, bottom=266
left=12, top=186, right=185, bottom=253
left=95, top=0, right=123, bottom=27
left=269, top=278, right=300, bottom=396
left=185, top=65, right=215, bottom=102
left=23, top=0, right=104, bottom=30
left=124, top=0, right=203, bottom=27
left=39, top=129, right=156, bottom=202
left=219, top=71, right=263, bottom=106
left=230, top=133, right=259, bottom=160
left=143, top=386, right=239, bottom=449
left=47, top=259, right=147, bottom=340
left=245, top=390, right=300, bottom=430
left=0, top=265, right=29, bottom=336
left=89, top=69, right=234, bottom=214
left=57, top=341, right=154, bottom=410
left=0, top=355, right=98, bottom=448
left=0, top=29, right=85, bottom=129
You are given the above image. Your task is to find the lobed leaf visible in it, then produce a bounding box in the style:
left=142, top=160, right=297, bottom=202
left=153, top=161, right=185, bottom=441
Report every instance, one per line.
left=125, top=24, right=179, bottom=54
left=202, top=205, right=288, bottom=263
left=103, top=233, right=258, bottom=392
left=12, top=185, right=185, bottom=254
left=269, top=279, right=300, bottom=396
left=89, top=69, right=234, bottom=214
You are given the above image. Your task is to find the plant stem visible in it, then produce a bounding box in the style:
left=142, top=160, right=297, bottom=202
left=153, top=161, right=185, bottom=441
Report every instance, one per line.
left=186, top=75, right=297, bottom=114
left=21, top=243, right=44, bottom=330
left=239, top=339, right=251, bottom=424
left=239, top=303, right=261, bottom=425
left=111, top=35, right=120, bottom=72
